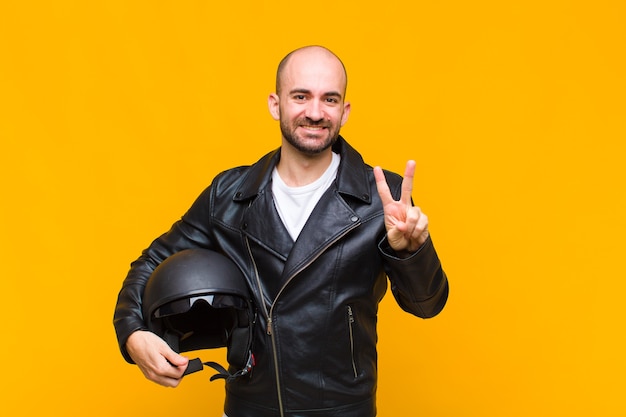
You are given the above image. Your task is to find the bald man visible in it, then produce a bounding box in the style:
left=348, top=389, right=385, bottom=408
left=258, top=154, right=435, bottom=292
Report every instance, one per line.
left=114, top=45, right=448, bottom=417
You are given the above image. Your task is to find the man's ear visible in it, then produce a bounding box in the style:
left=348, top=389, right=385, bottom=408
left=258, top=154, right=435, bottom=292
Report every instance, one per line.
left=268, top=93, right=280, bottom=121
left=340, top=101, right=351, bottom=127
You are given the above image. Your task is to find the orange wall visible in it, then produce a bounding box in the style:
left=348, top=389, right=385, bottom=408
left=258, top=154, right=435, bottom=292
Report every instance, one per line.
left=1, top=1, right=624, bottom=416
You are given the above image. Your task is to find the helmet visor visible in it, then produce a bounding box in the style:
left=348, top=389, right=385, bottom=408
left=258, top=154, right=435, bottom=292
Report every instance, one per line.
left=154, top=294, right=248, bottom=318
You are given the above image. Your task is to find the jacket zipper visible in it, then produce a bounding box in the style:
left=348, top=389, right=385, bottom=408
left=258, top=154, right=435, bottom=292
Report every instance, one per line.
left=245, top=220, right=361, bottom=417
left=347, top=305, right=358, bottom=378
left=245, top=237, right=285, bottom=417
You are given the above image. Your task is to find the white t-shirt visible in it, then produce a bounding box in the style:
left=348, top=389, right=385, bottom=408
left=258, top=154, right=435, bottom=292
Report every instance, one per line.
left=271, top=152, right=341, bottom=240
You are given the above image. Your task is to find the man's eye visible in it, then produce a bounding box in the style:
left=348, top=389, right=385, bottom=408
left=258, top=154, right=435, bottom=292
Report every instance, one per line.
left=326, top=98, right=339, bottom=103
left=294, top=95, right=306, bottom=100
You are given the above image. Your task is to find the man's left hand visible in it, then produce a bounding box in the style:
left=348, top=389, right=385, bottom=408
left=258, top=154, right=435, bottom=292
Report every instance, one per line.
left=374, top=160, right=429, bottom=254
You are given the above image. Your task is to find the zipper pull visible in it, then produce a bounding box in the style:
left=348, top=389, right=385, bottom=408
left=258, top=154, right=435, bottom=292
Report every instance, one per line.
left=267, top=317, right=273, bottom=335
left=348, top=305, right=355, bottom=323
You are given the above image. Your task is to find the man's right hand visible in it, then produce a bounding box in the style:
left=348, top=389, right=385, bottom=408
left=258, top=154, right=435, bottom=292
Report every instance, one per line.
left=126, top=330, right=189, bottom=387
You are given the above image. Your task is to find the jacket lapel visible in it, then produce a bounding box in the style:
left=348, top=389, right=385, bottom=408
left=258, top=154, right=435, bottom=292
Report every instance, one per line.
left=281, top=186, right=361, bottom=281
left=234, top=136, right=375, bottom=284
left=242, top=187, right=293, bottom=259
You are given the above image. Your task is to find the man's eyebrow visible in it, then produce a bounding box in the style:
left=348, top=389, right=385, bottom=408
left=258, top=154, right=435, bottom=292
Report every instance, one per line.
left=288, top=88, right=343, bottom=99
left=289, top=88, right=312, bottom=95
left=324, top=91, right=343, bottom=98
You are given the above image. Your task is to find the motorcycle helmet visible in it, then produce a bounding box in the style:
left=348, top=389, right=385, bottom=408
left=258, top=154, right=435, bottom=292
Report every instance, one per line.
left=143, top=248, right=255, bottom=381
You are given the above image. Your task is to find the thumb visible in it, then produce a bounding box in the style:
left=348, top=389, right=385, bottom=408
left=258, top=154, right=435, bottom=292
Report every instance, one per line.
left=160, top=343, right=189, bottom=368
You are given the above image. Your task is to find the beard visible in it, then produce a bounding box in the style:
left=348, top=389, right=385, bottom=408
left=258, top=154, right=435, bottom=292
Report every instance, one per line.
left=280, top=116, right=341, bottom=155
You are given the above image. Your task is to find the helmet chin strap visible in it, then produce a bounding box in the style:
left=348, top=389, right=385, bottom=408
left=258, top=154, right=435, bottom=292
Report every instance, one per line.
left=183, top=352, right=256, bottom=382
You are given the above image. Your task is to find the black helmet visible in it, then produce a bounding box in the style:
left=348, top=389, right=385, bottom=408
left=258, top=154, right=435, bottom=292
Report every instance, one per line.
left=143, top=248, right=255, bottom=381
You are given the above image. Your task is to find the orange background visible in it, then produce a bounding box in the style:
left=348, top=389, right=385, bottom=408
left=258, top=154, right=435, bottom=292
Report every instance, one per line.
left=1, top=1, right=624, bottom=416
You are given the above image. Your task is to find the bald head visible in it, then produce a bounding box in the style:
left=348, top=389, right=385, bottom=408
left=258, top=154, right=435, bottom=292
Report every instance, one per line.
left=268, top=45, right=351, bottom=157
left=275, top=46, right=348, bottom=97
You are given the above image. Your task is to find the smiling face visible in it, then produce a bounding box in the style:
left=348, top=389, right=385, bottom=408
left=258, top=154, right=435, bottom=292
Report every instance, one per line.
left=269, top=47, right=351, bottom=155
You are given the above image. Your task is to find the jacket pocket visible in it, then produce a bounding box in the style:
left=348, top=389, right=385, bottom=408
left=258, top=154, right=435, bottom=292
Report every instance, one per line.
left=347, top=305, right=359, bottom=378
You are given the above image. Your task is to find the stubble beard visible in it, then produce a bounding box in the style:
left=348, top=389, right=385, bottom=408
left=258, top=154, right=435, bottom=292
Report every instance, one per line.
left=280, top=117, right=340, bottom=155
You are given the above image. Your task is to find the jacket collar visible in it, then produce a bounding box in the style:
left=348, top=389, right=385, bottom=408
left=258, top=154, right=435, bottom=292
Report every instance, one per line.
left=233, top=136, right=372, bottom=204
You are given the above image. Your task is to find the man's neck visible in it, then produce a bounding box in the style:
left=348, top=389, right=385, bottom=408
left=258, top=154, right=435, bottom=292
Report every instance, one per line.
left=276, top=145, right=334, bottom=187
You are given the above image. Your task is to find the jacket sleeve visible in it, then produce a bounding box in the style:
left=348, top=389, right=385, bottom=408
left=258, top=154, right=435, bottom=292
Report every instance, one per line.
left=378, top=235, right=449, bottom=318
left=112, top=185, right=216, bottom=363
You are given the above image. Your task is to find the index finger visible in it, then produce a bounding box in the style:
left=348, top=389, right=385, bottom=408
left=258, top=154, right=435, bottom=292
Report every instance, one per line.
left=373, top=166, right=395, bottom=205
left=400, top=160, right=416, bottom=206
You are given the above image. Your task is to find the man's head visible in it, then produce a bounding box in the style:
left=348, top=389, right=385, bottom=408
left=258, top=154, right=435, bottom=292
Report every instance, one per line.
left=269, top=46, right=351, bottom=155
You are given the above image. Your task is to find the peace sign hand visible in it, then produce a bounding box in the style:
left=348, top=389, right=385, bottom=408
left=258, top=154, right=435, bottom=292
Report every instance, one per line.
left=374, top=160, right=430, bottom=254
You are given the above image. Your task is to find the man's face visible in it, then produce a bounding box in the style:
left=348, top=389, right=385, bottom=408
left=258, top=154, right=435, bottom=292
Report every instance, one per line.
left=269, top=50, right=350, bottom=155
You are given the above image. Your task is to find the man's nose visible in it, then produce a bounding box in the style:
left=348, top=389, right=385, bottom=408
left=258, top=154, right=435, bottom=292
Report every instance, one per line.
left=305, top=100, right=323, bottom=121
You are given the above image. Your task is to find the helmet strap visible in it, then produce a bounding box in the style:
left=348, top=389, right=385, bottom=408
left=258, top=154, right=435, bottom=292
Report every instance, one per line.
left=182, top=352, right=255, bottom=382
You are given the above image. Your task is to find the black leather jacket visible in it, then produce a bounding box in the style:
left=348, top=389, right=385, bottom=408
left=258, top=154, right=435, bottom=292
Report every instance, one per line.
left=114, top=137, right=449, bottom=417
